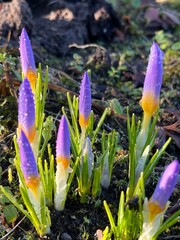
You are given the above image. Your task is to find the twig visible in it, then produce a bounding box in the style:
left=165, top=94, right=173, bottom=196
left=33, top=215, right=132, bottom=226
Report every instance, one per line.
left=48, top=67, right=79, bottom=85
left=161, top=236, right=180, bottom=239
left=69, top=43, right=107, bottom=52
left=0, top=216, right=26, bottom=240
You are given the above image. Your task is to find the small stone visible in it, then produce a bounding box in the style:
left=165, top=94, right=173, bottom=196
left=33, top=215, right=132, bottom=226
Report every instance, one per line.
left=61, top=233, right=72, bottom=240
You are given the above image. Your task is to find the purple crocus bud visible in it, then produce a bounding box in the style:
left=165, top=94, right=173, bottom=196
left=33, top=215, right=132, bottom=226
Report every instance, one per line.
left=148, top=160, right=179, bottom=220
left=19, top=28, right=37, bottom=93
left=18, top=130, right=40, bottom=196
left=79, top=71, right=92, bottom=129
left=56, top=115, right=70, bottom=169
left=18, top=78, right=36, bottom=143
left=141, top=42, right=164, bottom=117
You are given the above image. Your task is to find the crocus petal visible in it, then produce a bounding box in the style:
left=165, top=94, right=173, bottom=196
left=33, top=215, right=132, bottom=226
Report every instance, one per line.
left=79, top=71, right=92, bottom=129
left=19, top=28, right=37, bottom=93
left=56, top=115, right=70, bottom=169
left=18, top=78, right=36, bottom=143
left=141, top=42, right=164, bottom=116
left=149, top=160, right=179, bottom=220
left=54, top=162, right=68, bottom=211
left=139, top=198, right=169, bottom=240
left=18, top=130, right=40, bottom=196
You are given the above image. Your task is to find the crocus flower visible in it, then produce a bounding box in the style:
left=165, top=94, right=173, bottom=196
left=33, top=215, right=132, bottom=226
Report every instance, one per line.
left=20, top=28, right=37, bottom=93
left=18, top=78, right=36, bottom=144
left=56, top=115, right=70, bottom=169
left=18, top=130, right=40, bottom=197
left=136, top=43, right=164, bottom=162
left=140, top=42, right=164, bottom=118
left=79, top=71, right=92, bottom=130
left=55, top=115, right=71, bottom=211
left=148, top=160, right=179, bottom=221
left=139, top=160, right=179, bottom=240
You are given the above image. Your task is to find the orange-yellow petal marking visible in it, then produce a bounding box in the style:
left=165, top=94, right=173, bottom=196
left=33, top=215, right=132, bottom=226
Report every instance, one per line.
left=18, top=130, right=40, bottom=198
left=57, top=156, right=70, bottom=169
left=26, top=175, right=40, bottom=198
left=148, top=201, right=164, bottom=221
left=141, top=92, right=159, bottom=116
left=18, top=78, right=36, bottom=143
left=79, top=114, right=90, bottom=129
left=26, top=69, right=37, bottom=94
left=18, top=124, right=36, bottom=144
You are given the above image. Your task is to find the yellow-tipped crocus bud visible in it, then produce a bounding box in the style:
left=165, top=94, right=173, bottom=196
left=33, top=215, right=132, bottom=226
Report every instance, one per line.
left=18, top=78, right=36, bottom=144
left=140, top=42, right=164, bottom=117
left=79, top=71, right=92, bottom=130
left=19, top=28, right=37, bottom=93
left=148, top=160, right=179, bottom=221
left=18, top=130, right=40, bottom=198
left=139, top=160, right=179, bottom=240
left=56, top=115, right=70, bottom=169
left=55, top=115, right=71, bottom=211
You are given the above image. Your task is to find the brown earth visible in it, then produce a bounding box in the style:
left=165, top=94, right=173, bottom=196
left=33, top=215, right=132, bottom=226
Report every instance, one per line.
left=0, top=0, right=180, bottom=239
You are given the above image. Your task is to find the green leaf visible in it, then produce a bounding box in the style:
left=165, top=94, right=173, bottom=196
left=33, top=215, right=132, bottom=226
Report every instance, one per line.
left=0, top=186, right=11, bottom=204
left=131, top=0, right=141, bottom=8
left=110, top=98, right=123, bottom=114
left=4, top=204, right=18, bottom=223
left=171, top=42, right=180, bottom=50
left=0, top=64, right=3, bottom=75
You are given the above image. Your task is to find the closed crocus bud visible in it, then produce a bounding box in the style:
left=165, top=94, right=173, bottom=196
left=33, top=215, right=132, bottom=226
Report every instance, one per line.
left=139, top=160, right=179, bottom=240
left=18, top=78, right=36, bottom=144
left=19, top=28, right=37, bottom=93
left=136, top=43, right=164, bottom=162
left=56, top=115, right=70, bottom=169
left=141, top=42, right=164, bottom=117
left=55, top=115, right=71, bottom=211
left=79, top=71, right=92, bottom=130
left=18, top=130, right=40, bottom=197
left=148, top=160, right=179, bottom=221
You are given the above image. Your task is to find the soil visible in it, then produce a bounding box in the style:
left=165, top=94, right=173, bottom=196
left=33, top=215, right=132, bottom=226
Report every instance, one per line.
left=0, top=0, right=180, bottom=239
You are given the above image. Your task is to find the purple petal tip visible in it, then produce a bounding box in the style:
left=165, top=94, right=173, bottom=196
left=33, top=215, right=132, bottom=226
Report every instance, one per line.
left=18, top=130, right=39, bottom=179
left=79, top=71, right=92, bottom=128
left=19, top=28, right=37, bottom=93
left=56, top=115, right=70, bottom=168
left=18, top=78, right=36, bottom=143
left=151, top=160, right=179, bottom=208
left=141, top=42, right=164, bottom=115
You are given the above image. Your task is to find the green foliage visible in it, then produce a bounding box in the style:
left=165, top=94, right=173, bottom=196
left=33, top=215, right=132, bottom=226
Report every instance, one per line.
left=63, top=92, right=118, bottom=201
left=0, top=186, right=18, bottom=224
left=70, top=53, right=84, bottom=72
left=38, top=145, right=55, bottom=206
left=108, top=67, right=120, bottom=80
left=4, top=204, right=18, bottom=223
left=0, top=52, right=21, bottom=82
left=104, top=189, right=143, bottom=240
left=109, top=98, right=123, bottom=115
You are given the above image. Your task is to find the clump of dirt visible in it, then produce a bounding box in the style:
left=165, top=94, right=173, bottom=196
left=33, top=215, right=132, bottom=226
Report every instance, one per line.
left=0, top=0, right=33, bottom=44
left=0, top=0, right=122, bottom=56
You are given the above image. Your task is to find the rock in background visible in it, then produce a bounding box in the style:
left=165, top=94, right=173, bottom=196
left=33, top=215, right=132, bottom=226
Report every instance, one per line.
left=0, top=0, right=122, bottom=56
